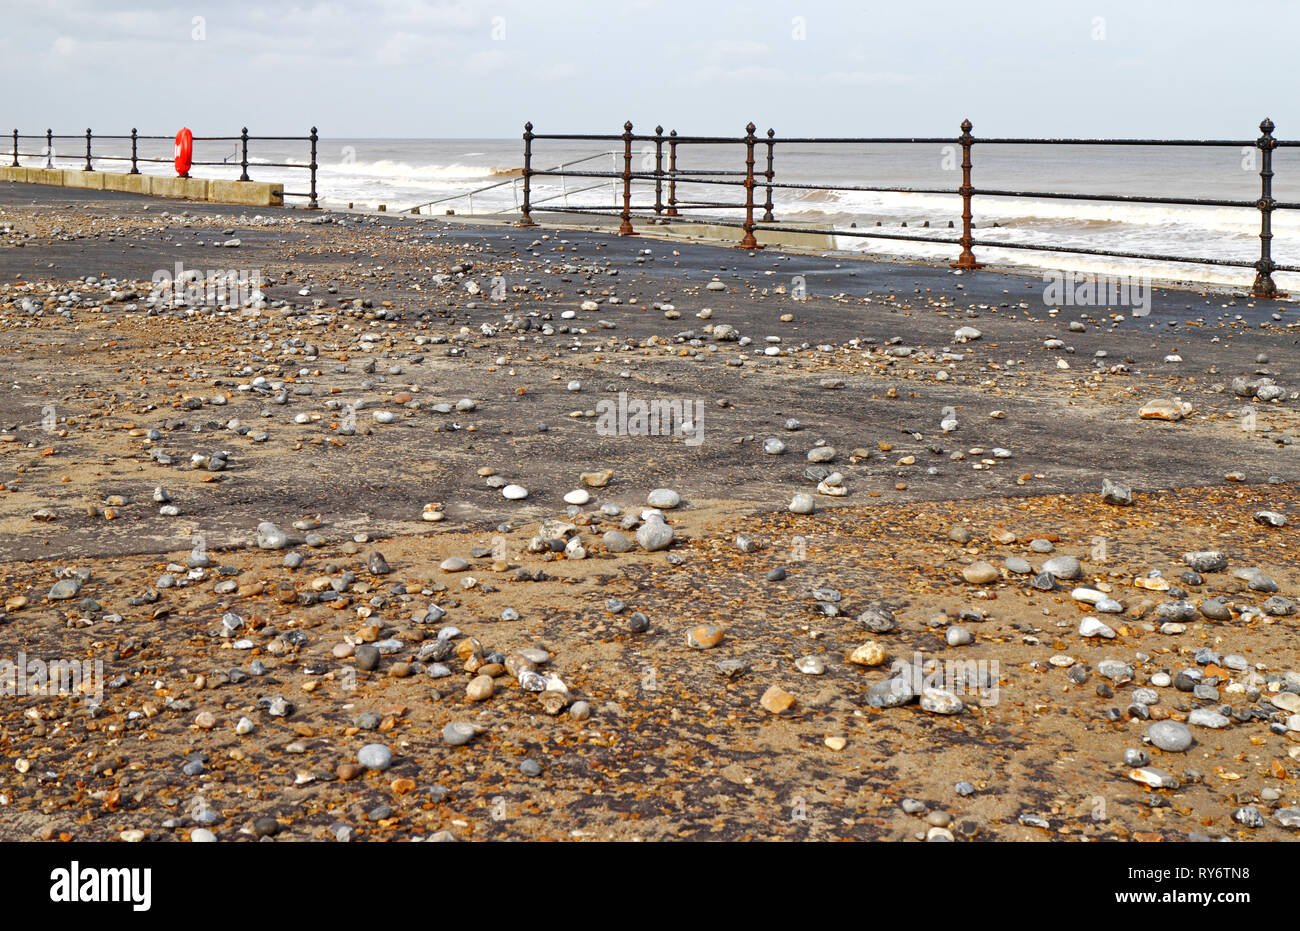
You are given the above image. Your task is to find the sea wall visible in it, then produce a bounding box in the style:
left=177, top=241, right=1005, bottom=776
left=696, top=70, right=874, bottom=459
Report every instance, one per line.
left=0, top=166, right=284, bottom=207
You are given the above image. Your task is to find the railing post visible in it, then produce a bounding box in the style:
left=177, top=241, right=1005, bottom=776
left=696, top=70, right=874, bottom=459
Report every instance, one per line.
left=1253, top=117, right=1280, bottom=299
left=308, top=126, right=319, bottom=209
left=129, top=128, right=139, bottom=173
left=740, top=121, right=759, bottom=249
left=952, top=118, right=981, bottom=270
left=84, top=128, right=92, bottom=171
left=653, top=125, right=664, bottom=217
left=666, top=130, right=678, bottom=217
left=517, top=121, right=537, bottom=227
left=239, top=127, right=250, bottom=181
left=619, top=120, right=635, bottom=236
left=762, top=128, right=776, bottom=222
left=11, top=129, right=17, bottom=168
left=45, top=129, right=53, bottom=168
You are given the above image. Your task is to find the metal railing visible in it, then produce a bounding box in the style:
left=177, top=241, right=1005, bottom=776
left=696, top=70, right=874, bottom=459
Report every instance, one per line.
left=8, top=127, right=320, bottom=208
left=511, top=118, right=1298, bottom=298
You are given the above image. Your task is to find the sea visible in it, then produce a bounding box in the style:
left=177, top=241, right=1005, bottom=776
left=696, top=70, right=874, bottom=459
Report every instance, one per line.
left=24, top=134, right=1300, bottom=292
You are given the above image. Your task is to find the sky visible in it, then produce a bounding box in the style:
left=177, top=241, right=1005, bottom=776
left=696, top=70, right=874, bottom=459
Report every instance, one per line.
left=2, top=0, right=1296, bottom=139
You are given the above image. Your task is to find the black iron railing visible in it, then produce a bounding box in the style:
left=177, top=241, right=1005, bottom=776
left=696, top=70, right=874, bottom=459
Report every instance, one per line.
left=8, top=127, right=319, bottom=208
left=515, top=118, right=1298, bottom=298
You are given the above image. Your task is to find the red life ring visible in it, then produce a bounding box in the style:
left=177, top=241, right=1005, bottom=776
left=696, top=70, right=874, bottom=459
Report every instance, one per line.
left=174, top=128, right=193, bottom=177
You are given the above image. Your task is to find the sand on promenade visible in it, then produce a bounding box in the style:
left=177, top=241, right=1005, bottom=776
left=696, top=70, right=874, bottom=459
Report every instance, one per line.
left=1, top=182, right=1299, bottom=841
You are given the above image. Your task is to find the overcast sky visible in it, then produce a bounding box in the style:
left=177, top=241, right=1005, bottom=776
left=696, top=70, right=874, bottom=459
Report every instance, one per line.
left=3, top=0, right=1295, bottom=139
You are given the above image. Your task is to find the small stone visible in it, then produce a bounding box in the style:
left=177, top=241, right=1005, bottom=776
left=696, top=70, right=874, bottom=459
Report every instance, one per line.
left=946, top=626, right=972, bottom=646
left=919, top=688, right=964, bottom=715
left=357, top=743, right=392, bottom=771
left=962, top=561, right=999, bottom=585
left=646, top=488, right=681, bottom=509
left=580, top=469, right=613, bottom=488
left=636, top=519, right=674, bottom=552
left=603, top=530, right=634, bottom=553
left=1127, top=767, right=1179, bottom=789
left=466, top=675, right=494, bottom=701
left=1183, top=551, right=1228, bottom=573
left=867, top=677, right=916, bottom=708
left=687, top=625, right=724, bottom=649
left=442, top=721, right=483, bottom=746
left=354, top=645, right=380, bottom=671
left=256, top=521, right=289, bottom=549
left=789, top=493, right=816, bottom=515
left=1138, top=399, right=1189, bottom=421
left=1041, top=555, right=1082, bottom=580
left=1145, top=720, right=1193, bottom=752
left=795, top=655, right=825, bottom=675
left=1187, top=708, right=1231, bottom=729
left=1079, top=616, right=1116, bottom=639
left=759, top=685, right=796, bottom=714
left=1101, top=478, right=1133, bottom=506
left=848, top=642, right=886, bottom=666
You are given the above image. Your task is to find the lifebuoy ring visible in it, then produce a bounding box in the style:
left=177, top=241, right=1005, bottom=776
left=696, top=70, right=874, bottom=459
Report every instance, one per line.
left=174, top=128, right=193, bottom=177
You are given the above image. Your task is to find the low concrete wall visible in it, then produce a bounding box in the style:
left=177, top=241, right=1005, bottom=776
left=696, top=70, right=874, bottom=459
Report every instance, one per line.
left=0, top=166, right=284, bottom=207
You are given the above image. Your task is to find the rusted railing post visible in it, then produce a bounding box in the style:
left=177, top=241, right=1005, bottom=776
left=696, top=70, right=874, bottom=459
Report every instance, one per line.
left=239, top=127, right=250, bottom=181
left=740, top=122, right=759, bottom=249
left=1253, top=117, right=1279, bottom=298
left=10, top=129, right=17, bottom=167
left=84, top=128, right=92, bottom=171
left=952, top=118, right=980, bottom=269
left=308, top=127, right=319, bottom=209
left=129, top=128, right=139, bottom=173
left=666, top=130, right=679, bottom=217
left=619, top=120, right=635, bottom=235
left=760, top=128, right=777, bottom=223
left=45, top=129, right=53, bottom=168
left=653, top=125, right=664, bottom=217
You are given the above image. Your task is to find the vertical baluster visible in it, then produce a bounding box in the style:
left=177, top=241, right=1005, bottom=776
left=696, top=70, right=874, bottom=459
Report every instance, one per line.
left=653, top=125, right=664, bottom=217
left=1252, top=117, right=1279, bottom=298
left=666, top=130, right=678, bottom=217
left=518, top=122, right=537, bottom=226
left=740, top=122, right=759, bottom=249
left=619, top=121, right=635, bottom=235
left=952, top=118, right=980, bottom=269
left=308, top=127, right=319, bottom=209
left=763, top=128, right=775, bottom=222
